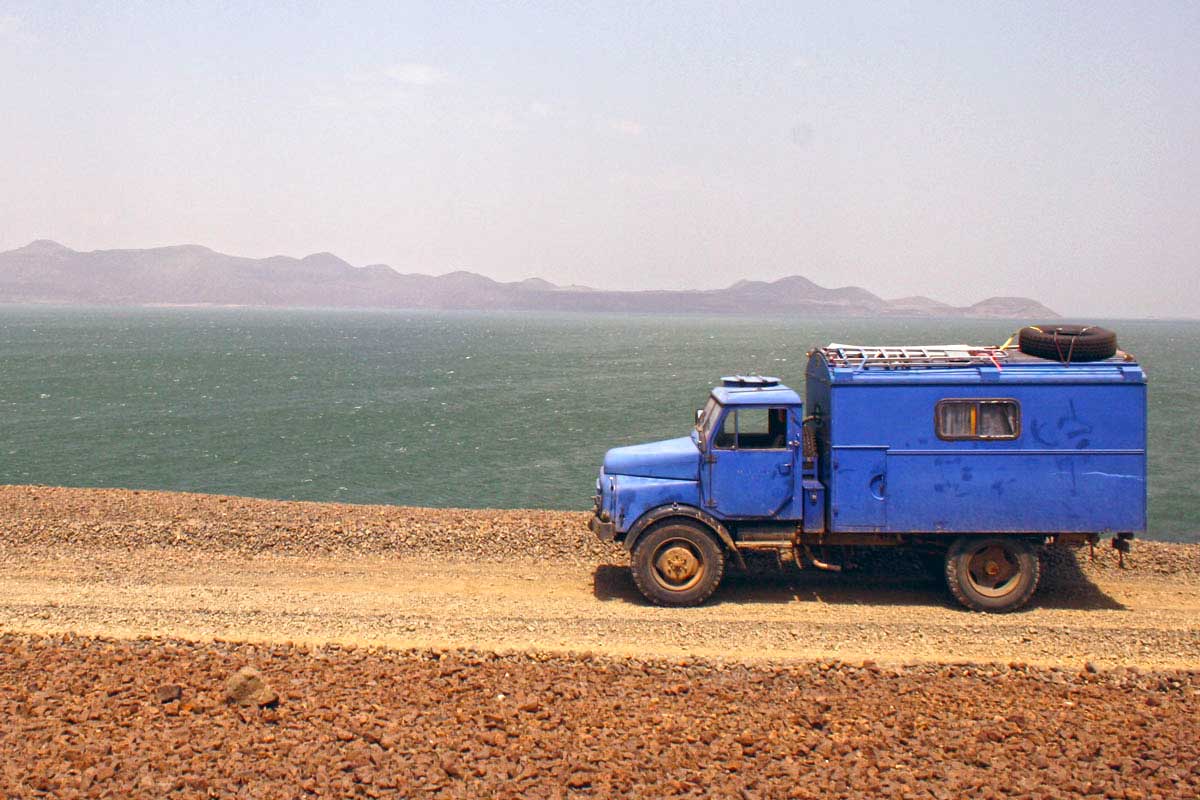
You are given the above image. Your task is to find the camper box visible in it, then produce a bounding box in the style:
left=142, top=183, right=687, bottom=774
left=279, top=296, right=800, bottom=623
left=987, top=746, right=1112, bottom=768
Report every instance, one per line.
left=804, top=345, right=1147, bottom=537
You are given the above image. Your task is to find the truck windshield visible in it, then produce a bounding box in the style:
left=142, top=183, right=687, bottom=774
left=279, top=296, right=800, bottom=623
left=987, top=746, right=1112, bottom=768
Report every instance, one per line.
left=696, top=397, right=722, bottom=443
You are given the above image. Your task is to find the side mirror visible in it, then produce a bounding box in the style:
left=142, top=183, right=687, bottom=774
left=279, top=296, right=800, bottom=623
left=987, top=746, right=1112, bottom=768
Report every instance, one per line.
left=695, top=408, right=704, bottom=424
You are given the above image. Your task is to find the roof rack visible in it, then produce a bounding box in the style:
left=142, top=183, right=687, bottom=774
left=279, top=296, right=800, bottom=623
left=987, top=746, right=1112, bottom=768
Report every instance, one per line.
left=821, top=344, right=1009, bottom=370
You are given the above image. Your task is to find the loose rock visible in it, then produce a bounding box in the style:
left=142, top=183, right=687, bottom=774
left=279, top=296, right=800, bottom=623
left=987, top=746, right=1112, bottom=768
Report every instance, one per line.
left=153, top=683, right=182, bottom=704
left=224, top=667, right=278, bottom=707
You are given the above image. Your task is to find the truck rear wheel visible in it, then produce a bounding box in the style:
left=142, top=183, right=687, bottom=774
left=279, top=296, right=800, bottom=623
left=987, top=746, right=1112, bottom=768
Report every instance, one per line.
left=630, top=521, right=725, bottom=607
left=945, top=536, right=1040, bottom=613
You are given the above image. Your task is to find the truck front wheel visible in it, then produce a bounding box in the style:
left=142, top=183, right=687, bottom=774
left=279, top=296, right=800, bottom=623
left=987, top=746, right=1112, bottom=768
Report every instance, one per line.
left=630, top=521, right=725, bottom=607
left=945, top=536, right=1040, bottom=612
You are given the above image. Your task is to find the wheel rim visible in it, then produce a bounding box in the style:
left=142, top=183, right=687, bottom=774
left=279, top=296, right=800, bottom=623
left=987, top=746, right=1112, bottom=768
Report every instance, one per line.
left=651, top=538, right=705, bottom=592
left=965, top=543, right=1021, bottom=598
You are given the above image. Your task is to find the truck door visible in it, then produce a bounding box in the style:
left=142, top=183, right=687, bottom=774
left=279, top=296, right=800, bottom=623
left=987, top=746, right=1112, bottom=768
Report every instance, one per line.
left=706, top=406, right=797, bottom=518
left=831, top=447, right=888, bottom=531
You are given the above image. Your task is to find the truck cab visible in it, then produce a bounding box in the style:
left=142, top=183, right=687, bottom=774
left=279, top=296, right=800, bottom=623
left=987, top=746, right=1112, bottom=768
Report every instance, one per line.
left=590, top=376, right=805, bottom=535
left=590, top=375, right=821, bottom=606
left=590, top=331, right=1146, bottom=613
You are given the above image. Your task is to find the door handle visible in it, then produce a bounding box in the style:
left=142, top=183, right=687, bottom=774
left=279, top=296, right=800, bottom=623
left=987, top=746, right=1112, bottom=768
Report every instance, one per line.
left=869, top=473, right=886, bottom=499
left=777, top=463, right=793, bottom=475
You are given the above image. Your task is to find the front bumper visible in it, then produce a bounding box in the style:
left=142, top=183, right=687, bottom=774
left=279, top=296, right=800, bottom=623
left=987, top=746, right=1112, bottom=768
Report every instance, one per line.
left=588, top=514, right=617, bottom=541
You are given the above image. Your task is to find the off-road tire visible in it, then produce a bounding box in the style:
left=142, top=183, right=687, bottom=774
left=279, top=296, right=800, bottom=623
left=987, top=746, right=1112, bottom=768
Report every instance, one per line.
left=630, top=521, right=726, bottom=607
left=1018, top=324, right=1117, bottom=362
left=945, top=536, right=1041, bottom=613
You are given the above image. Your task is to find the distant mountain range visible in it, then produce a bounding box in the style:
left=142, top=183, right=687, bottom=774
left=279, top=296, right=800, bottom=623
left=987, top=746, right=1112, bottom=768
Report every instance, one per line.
left=0, top=240, right=1058, bottom=318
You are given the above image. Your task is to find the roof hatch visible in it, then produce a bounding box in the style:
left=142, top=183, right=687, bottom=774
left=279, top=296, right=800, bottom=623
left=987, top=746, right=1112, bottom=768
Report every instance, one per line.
left=721, top=375, right=780, bottom=388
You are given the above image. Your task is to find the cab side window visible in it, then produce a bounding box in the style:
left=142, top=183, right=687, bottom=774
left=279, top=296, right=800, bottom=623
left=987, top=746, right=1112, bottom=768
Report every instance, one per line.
left=713, top=408, right=789, bottom=449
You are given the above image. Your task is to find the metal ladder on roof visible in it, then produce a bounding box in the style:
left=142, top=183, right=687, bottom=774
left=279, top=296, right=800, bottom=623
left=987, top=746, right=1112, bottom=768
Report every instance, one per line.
left=822, top=344, right=1010, bottom=369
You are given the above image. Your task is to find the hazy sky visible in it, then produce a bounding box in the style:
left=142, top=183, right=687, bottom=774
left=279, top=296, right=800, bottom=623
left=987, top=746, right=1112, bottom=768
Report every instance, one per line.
left=2, top=2, right=1197, bottom=317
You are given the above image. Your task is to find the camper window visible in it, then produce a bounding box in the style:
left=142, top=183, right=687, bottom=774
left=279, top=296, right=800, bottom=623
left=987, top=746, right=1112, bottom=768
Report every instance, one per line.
left=936, top=399, right=1020, bottom=441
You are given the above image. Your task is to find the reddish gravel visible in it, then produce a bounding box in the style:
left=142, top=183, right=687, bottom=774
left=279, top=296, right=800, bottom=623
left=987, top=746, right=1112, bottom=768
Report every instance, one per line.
left=1, top=633, right=1198, bottom=799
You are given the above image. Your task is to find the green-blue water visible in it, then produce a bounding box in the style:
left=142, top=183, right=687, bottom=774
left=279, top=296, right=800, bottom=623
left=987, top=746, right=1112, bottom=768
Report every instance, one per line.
left=1, top=307, right=1196, bottom=541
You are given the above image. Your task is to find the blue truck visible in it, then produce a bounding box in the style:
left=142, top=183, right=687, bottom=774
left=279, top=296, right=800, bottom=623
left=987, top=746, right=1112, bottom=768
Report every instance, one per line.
left=589, top=325, right=1146, bottom=612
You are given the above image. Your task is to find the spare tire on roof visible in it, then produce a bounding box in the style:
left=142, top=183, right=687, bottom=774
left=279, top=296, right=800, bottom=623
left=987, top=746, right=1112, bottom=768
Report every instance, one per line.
left=1017, top=324, right=1118, bottom=362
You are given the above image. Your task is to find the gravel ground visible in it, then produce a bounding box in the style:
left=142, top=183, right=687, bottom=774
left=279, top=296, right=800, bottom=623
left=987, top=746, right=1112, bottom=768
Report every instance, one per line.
left=2, top=485, right=1197, bottom=798
left=2, top=485, right=1196, bottom=580
left=2, top=633, right=1197, bottom=799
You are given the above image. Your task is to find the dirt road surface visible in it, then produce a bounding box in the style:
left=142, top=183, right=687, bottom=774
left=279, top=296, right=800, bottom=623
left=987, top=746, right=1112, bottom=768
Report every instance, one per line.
left=2, top=549, right=1199, bottom=670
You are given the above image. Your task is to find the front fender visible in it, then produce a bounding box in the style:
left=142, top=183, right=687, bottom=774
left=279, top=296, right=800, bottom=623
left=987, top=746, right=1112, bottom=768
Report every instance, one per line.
left=624, top=504, right=747, bottom=571
left=607, top=474, right=700, bottom=534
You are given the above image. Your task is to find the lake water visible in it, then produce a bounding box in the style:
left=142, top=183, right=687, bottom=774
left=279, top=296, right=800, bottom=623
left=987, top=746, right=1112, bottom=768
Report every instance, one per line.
left=1, top=307, right=1196, bottom=541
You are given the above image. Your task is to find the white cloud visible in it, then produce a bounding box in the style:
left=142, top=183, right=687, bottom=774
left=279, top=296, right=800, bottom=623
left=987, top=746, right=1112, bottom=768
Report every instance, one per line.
left=529, top=101, right=552, bottom=119
left=385, top=63, right=450, bottom=86
left=607, top=119, right=644, bottom=137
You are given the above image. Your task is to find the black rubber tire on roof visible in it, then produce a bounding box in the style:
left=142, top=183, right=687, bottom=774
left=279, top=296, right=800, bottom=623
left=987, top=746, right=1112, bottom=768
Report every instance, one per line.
left=630, top=520, right=725, bottom=607
left=1018, top=324, right=1117, bottom=362
left=944, top=536, right=1041, bottom=613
